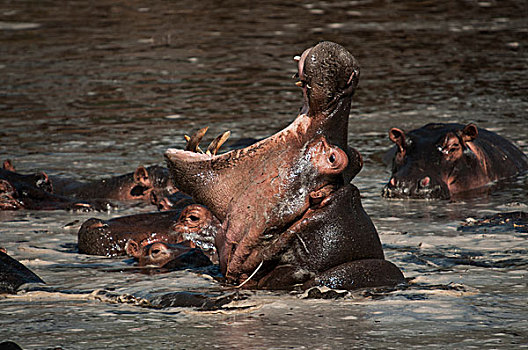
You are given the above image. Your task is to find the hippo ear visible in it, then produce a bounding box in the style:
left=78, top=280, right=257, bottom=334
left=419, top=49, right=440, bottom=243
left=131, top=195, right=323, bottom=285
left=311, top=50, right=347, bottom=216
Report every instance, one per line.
left=133, top=166, right=151, bottom=186
left=461, top=123, right=478, bottom=142
left=3, top=159, right=15, bottom=172
left=389, top=128, right=406, bottom=153
left=125, top=239, right=141, bottom=258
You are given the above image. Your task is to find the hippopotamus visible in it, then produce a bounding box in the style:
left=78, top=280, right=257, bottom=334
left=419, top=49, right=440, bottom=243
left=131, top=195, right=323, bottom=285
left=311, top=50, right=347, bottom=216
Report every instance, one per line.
left=50, top=165, right=176, bottom=203
left=382, top=123, right=528, bottom=199
left=0, top=249, right=45, bottom=294
left=126, top=241, right=213, bottom=269
left=78, top=204, right=220, bottom=257
left=165, top=41, right=404, bottom=290
left=0, top=162, right=111, bottom=211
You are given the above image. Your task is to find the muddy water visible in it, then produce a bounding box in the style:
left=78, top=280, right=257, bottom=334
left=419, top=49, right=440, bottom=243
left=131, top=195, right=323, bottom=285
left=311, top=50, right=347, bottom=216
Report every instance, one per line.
left=1, top=0, right=527, bottom=348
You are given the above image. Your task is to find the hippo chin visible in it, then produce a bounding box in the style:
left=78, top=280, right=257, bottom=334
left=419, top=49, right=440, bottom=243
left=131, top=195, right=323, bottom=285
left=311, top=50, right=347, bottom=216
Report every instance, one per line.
left=382, top=123, right=528, bottom=199
left=165, top=41, right=404, bottom=290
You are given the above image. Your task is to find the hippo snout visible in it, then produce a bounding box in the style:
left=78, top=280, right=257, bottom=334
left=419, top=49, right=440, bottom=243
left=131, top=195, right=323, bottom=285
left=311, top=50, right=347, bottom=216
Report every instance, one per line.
left=382, top=175, right=450, bottom=199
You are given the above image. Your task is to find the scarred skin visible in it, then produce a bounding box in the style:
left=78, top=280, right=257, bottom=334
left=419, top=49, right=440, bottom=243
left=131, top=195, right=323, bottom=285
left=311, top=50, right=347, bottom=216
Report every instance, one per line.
left=0, top=162, right=112, bottom=211
left=78, top=204, right=220, bottom=257
left=165, top=41, right=404, bottom=289
left=126, top=241, right=213, bottom=269
left=382, top=123, right=528, bottom=199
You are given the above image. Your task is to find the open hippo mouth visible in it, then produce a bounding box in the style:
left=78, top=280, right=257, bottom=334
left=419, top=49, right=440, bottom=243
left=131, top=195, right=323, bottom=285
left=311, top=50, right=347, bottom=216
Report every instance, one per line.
left=165, top=41, right=404, bottom=289
left=165, top=127, right=349, bottom=283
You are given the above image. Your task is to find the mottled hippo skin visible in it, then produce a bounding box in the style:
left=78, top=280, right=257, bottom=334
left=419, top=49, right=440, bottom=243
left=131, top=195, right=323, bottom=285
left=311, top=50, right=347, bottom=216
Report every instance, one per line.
left=382, top=123, right=528, bottom=199
left=78, top=204, right=219, bottom=257
left=165, top=41, right=404, bottom=290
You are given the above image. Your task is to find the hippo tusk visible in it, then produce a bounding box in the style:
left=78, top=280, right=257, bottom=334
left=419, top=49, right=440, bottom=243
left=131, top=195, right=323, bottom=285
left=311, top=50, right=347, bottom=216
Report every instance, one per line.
left=206, top=131, right=231, bottom=156
left=184, top=127, right=209, bottom=153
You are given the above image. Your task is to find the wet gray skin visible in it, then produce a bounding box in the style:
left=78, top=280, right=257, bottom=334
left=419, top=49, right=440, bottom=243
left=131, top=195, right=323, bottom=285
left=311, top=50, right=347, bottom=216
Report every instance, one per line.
left=1, top=1, right=528, bottom=349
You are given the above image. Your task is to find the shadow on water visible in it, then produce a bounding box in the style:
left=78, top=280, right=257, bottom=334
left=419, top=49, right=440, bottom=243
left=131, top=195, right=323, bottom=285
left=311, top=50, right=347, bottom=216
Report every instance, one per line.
left=1, top=0, right=528, bottom=348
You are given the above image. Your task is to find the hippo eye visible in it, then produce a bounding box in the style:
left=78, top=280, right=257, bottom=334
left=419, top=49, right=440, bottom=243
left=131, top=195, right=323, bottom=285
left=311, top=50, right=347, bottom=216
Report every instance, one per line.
left=189, top=214, right=200, bottom=222
left=151, top=248, right=162, bottom=257
left=448, top=144, right=460, bottom=153
left=329, top=154, right=336, bottom=163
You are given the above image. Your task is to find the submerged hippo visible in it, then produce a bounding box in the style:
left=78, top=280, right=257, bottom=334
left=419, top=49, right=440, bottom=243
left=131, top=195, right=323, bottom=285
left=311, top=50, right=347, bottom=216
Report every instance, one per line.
left=0, top=250, right=45, bottom=294
left=0, top=162, right=111, bottom=211
left=165, top=41, right=404, bottom=290
left=78, top=204, right=219, bottom=257
left=51, top=165, right=176, bottom=203
left=382, top=123, right=528, bottom=199
left=126, top=240, right=213, bottom=269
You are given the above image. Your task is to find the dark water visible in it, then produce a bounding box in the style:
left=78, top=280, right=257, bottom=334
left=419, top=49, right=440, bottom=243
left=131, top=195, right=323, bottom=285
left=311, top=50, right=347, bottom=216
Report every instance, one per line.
left=1, top=1, right=527, bottom=349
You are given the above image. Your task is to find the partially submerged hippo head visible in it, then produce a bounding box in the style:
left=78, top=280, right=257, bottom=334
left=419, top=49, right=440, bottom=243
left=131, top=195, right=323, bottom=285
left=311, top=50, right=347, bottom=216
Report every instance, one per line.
left=126, top=240, right=212, bottom=270
left=382, top=123, right=528, bottom=199
left=165, top=41, right=404, bottom=289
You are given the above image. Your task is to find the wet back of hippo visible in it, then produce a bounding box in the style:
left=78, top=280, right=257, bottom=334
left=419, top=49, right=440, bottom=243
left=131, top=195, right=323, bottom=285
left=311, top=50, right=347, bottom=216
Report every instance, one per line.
left=0, top=251, right=44, bottom=294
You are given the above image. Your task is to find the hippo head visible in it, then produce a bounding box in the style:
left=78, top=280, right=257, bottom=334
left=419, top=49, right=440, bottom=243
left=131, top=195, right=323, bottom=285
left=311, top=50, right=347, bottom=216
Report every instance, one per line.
left=170, top=204, right=219, bottom=260
left=382, top=123, right=488, bottom=199
left=126, top=240, right=212, bottom=269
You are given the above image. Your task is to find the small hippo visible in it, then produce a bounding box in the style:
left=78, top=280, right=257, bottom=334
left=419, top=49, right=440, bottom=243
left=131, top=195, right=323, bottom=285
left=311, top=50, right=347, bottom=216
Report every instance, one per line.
left=382, top=123, right=528, bottom=199
left=78, top=204, right=220, bottom=257
left=0, top=250, right=45, bottom=294
left=126, top=241, right=212, bottom=269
